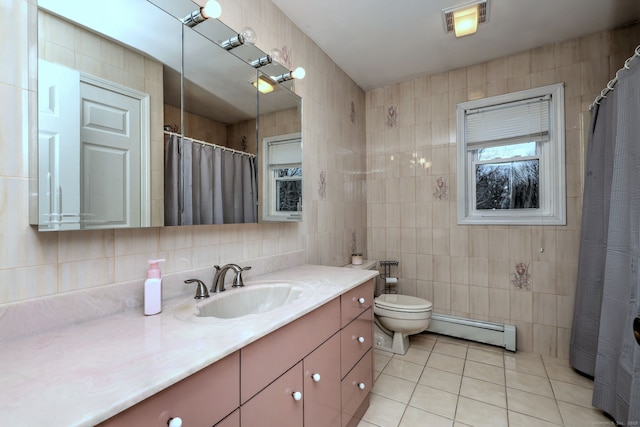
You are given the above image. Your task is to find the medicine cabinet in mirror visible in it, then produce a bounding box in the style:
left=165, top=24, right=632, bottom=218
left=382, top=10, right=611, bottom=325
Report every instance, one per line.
left=30, top=0, right=302, bottom=231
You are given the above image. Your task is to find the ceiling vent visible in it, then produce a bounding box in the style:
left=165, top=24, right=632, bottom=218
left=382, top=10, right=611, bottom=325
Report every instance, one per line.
left=443, top=0, right=489, bottom=34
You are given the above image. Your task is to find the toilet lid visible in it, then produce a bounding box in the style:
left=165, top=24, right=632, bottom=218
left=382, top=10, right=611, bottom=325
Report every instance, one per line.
left=375, top=294, right=433, bottom=312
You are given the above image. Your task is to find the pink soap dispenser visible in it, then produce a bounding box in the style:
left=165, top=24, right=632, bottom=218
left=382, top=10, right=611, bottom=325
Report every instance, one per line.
left=144, top=259, right=165, bottom=315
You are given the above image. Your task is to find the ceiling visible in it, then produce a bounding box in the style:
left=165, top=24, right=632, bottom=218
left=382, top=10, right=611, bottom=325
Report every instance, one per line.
left=271, top=0, right=640, bottom=91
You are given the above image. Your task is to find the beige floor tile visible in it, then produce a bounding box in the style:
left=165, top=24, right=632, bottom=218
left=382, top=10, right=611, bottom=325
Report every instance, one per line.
left=506, top=388, right=563, bottom=424
left=375, top=350, right=393, bottom=373
left=550, top=379, right=595, bottom=408
left=505, top=369, right=554, bottom=397
left=544, top=363, right=594, bottom=388
left=399, top=406, right=453, bottom=427
left=459, top=376, right=507, bottom=408
left=409, top=384, right=459, bottom=419
left=453, top=423, right=473, bottom=427
left=542, top=354, right=571, bottom=367
left=372, top=373, right=417, bottom=404
left=411, top=333, right=436, bottom=351
left=434, top=334, right=473, bottom=347
left=393, top=346, right=430, bottom=365
left=427, top=352, right=465, bottom=375
left=419, top=366, right=462, bottom=394
left=433, top=340, right=469, bottom=359
left=512, top=350, right=543, bottom=360
left=508, top=410, right=562, bottom=427
left=382, top=358, right=424, bottom=382
left=362, top=393, right=407, bottom=427
left=455, top=396, right=508, bottom=427
left=466, top=347, right=504, bottom=367
left=356, top=420, right=379, bottom=427
left=504, top=353, right=547, bottom=377
left=464, top=360, right=505, bottom=385
left=468, top=340, right=505, bottom=354
left=557, top=401, right=611, bottom=426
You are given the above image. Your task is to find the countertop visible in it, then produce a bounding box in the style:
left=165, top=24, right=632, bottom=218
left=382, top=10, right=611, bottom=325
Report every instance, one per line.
left=0, top=264, right=378, bottom=427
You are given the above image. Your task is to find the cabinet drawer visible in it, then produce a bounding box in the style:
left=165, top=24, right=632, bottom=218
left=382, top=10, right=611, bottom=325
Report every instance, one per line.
left=241, top=362, right=304, bottom=427
left=241, top=297, right=340, bottom=403
left=340, top=307, right=373, bottom=379
left=98, top=351, right=240, bottom=427
left=341, top=349, right=373, bottom=427
left=341, top=279, right=374, bottom=328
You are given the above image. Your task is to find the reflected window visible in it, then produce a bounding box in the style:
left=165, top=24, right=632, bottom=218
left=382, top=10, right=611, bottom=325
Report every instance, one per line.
left=261, top=133, right=302, bottom=221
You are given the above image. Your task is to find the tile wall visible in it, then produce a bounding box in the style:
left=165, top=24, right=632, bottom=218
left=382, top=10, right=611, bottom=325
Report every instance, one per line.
left=366, top=24, right=640, bottom=356
left=0, top=0, right=366, bottom=304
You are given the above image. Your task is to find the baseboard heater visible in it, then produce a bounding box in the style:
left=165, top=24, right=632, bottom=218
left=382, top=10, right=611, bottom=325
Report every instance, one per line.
left=427, top=314, right=516, bottom=352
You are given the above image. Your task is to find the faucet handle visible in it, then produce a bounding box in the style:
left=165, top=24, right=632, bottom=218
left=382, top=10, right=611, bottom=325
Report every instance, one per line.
left=185, top=279, right=210, bottom=299
left=232, top=266, right=252, bottom=288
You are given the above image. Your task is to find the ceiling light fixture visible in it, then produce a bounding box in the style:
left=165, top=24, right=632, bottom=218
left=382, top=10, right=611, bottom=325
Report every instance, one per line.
left=442, top=0, right=488, bottom=38
left=251, top=75, right=276, bottom=94
left=183, top=0, right=222, bottom=28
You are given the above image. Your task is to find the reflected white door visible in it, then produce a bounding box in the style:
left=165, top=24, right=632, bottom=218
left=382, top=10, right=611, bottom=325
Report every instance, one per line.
left=37, top=59, right=81, bottom=230
left=79, top=79, right=142, bottom=228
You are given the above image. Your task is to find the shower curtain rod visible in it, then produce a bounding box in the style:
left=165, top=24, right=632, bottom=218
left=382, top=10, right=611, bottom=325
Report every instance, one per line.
left=589, top=44, right=640, bottom=110
left=164, top=130, right=256, bottom=158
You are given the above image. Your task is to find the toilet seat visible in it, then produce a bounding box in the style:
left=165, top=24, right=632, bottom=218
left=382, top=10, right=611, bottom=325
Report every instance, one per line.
left=375, top=294, right=432, bottom=313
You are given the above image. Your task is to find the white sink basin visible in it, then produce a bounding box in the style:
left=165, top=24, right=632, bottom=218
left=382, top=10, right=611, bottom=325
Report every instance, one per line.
left=193, top=282, right=303, bottom=319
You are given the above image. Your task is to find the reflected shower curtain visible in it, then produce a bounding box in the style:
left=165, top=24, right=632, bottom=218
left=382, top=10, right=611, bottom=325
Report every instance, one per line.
left=164, top=134, right=257, bottom=225
left=570, top=61, right=640, bottom=423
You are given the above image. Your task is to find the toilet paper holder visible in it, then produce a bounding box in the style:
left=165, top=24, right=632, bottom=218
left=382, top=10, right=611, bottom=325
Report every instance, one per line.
left=380, top=260, right=399, bottom=294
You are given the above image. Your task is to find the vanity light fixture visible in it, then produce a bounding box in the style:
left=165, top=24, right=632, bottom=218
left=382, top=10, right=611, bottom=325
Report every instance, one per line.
left=250, top=55, right=272, bottom=68
left=251, top=75, right=276, bottom=94
left=183, top=0, right=222, bottom=28
left=273, top=67, right=306, bottom=83
left=221, top=34, right=245, bottom=50
left=442, top=0, right=488, bottom=38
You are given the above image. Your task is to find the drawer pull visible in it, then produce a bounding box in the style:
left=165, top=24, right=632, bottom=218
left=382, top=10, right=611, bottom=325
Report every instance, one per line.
left=168, top=417, right=183, bottom=427
left=356, top=336, right=365, bottom=343
left=292, top=391, right=303, bottom=401
left=312, top=373, right=321, bottom=382
left=357, top=382, right=366, bottom=390
left=357, top=297, right=366, bottom=304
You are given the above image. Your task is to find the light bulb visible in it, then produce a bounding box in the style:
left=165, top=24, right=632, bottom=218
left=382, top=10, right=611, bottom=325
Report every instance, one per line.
left=240, top=27, right=257, bottom=44
left=291, top=67, right=306, bottom=80
left=202, top=0, right=222, bottom=19
left=269, top=48, right=283, bottom=64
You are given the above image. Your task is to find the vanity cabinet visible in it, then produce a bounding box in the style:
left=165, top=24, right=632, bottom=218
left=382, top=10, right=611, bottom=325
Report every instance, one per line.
left=99, top=278, right=374, bottom=427
left=97, top=351, right=240, bottom=427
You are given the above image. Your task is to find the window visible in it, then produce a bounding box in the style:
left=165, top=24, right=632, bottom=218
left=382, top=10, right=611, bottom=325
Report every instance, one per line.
left=261, top=133, right=302, bottom=222
left=456, top=84, right=565, bottom=225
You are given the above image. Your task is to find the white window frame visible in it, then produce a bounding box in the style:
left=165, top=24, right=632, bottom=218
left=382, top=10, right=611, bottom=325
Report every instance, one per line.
left=260, top=133, right=302, bottom=222
left=456, top=84, right=566, bottom=225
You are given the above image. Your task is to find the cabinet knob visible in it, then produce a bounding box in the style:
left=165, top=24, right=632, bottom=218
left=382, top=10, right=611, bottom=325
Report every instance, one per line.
left=357, top=382, right=366, bottom=390
left=357, top=336, right=365, bottom=343
left=292, top=391, right=303, bottom=401
left=312, top=373, right=321, bottom=382
left=167, top=417, right=183, bottom=427
left=358, top=297, right=366, bottom=304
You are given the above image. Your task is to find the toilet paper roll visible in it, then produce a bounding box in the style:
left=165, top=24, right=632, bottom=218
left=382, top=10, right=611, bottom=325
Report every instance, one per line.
left=385, top=277, right=398, bottom=284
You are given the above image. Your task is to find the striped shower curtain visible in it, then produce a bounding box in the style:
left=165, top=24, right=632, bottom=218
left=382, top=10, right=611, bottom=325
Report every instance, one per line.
left=164, top=133, right=257, bottom=225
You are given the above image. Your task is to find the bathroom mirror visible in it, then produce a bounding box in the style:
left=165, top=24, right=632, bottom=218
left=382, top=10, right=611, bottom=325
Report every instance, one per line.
left=31, top=0, right=303, bottom=230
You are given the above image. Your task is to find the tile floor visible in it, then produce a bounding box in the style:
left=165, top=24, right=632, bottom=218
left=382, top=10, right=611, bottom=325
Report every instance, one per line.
left=358, top=333, right=612, bottom=427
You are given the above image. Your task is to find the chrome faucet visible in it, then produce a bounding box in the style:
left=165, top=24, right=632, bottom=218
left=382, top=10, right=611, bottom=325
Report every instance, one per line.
left=211, top=264, right=252, bottom=293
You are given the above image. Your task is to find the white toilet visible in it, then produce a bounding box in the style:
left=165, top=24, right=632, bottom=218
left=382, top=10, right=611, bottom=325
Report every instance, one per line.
left=343, top=260, right=433, bottom=355
left=374, top=293, right=432, bottom=354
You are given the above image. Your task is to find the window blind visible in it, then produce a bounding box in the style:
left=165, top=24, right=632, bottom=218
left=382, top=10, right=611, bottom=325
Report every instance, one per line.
left=465, top=95, right=550, bottom=147
left=268, top=139, right=302, bottom=165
